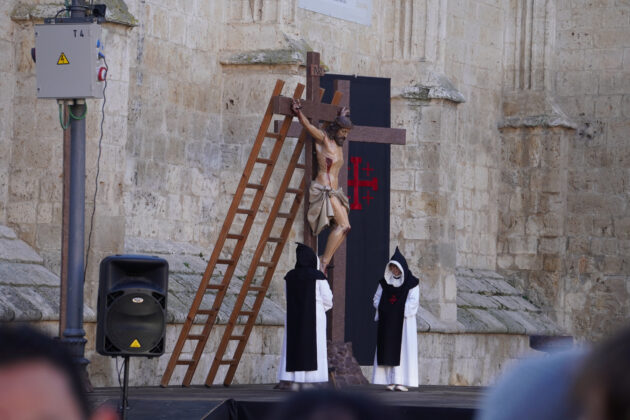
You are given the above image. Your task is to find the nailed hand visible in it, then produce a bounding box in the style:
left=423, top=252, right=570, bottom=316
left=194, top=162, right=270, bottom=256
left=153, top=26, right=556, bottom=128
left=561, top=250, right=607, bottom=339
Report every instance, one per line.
left=291, top=98, right=303, bottom=115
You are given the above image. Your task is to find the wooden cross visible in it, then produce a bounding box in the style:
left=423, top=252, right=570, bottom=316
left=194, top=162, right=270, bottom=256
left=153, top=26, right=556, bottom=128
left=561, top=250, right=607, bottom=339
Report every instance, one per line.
left=274, top=52, right=405, bottom=343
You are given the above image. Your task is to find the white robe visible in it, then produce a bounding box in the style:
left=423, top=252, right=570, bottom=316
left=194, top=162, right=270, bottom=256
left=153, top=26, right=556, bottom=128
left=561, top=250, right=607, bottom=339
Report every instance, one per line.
left=277, top=279, right=333, bottom=383
left=372, top=283, right=419, bottom=387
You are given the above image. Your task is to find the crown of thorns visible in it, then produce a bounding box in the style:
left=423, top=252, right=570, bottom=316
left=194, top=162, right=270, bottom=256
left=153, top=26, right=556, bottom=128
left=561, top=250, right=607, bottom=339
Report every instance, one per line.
left=333, top=107, right=353, bottom=129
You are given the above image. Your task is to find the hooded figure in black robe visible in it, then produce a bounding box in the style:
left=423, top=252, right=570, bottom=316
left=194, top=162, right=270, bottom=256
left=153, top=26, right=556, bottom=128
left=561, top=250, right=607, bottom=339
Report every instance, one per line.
left=372, top=247, right=420, bottom=390
left=277, top=243, right=333, bottom=386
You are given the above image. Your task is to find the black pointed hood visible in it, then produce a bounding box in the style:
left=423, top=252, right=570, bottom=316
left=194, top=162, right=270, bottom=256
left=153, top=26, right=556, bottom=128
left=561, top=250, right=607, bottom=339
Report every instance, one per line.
left=384, top=247, right=418, bottom=289
left=286, top=243, right=326, bottom=280
left=295, top=242, right=318, bottom=270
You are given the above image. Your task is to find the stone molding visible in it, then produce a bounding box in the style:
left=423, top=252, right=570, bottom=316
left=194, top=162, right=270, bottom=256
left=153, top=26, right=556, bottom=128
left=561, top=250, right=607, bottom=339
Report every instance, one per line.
left=220, top=48, right=305, bottom=66
left=499, top=114, right=578, bottom=130
left=220, top=35, right=320, bottom=68
left=11, top=1, right=137, bottom=27
left=394, top=75, right=466, bottom=104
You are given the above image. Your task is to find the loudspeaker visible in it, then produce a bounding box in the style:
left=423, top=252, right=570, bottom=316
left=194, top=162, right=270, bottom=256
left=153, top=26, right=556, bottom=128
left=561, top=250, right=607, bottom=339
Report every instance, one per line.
left=96, top=255, right=169, bottom=357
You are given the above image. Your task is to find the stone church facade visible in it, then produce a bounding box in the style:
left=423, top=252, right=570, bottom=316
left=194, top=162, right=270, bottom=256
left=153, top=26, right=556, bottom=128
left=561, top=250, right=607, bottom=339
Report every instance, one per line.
left=0, top=0, right=628, bottom=386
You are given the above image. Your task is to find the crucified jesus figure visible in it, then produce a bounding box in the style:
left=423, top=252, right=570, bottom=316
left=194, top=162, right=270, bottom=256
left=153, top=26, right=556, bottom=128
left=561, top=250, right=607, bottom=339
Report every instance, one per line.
left=291, top=99, right=353, bottom=275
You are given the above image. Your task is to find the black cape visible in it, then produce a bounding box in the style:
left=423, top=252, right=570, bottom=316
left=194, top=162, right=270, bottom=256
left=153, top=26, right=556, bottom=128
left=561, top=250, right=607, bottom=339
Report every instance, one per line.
left=376, top=247, right=419, bottom=366
left=284, top=243, right=327, bottom=372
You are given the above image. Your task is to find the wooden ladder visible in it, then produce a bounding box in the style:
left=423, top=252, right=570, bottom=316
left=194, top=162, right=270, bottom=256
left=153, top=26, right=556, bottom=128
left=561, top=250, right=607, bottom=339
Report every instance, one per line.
left=205, top=89, right=343, bottom=386
left=160, top=79, right=299, bottom=387
left=160, top=79, right=341, bottom=387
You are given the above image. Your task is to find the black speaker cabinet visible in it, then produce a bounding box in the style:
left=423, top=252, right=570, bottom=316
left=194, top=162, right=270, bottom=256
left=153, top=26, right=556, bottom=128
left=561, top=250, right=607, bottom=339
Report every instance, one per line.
left=96, top=255, right=168, bottom=357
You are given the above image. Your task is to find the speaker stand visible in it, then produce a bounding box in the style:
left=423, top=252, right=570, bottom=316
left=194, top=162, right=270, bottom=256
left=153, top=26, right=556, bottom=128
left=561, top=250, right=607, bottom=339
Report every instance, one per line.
left=119, top=356, right=130, bottom=420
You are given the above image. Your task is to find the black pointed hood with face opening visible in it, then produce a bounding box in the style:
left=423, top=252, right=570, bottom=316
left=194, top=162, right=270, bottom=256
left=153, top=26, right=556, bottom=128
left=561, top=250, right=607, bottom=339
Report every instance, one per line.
left=376, top=247, right=419, bottom=366
left=284, top=243, right=326, bottom=372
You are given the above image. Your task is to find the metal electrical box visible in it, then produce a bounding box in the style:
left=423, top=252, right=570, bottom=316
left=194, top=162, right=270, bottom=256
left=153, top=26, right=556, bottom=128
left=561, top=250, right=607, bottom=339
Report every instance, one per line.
left=35, top=22, right=103, bottom=99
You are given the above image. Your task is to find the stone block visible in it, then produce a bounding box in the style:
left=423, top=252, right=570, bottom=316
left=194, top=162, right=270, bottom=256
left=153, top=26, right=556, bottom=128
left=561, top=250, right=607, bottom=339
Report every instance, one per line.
left=543, top=254, right=563, bottom=272
left=539, top=237, right=566, bottom=254
left=497, top=254, right=514, bottom=269
left=391, top=170, right=414, bottom=191
left=594, top=95, right=622, bottom=119
left=402, top=217, right=436, bottom=240
left=556, top=71, right=598, bottom=96
left=594, top=29, right=630, bottom=49
left=508, top=236, right=538, bottom=254
left=591, top=237, right=619, bottom=255
left=514, top=255, right=542, bottom=270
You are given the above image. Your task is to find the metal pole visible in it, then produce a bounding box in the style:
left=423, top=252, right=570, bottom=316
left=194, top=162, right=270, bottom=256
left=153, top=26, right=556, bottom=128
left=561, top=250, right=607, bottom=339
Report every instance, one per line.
left=59, top=103, right=71, bottom=337
left=60, top=0, right=89, bottom=385
left=71, top=0, right=86, bottom=17
left=120, top=356, right=130, bottom=420
left=62, top=98, right=89, bottom=378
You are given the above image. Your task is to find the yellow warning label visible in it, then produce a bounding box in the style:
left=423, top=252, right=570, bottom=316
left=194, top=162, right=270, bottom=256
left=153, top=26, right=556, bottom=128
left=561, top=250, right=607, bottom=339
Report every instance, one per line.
left=130, top=339, right=141, bottom=348
left=57, top=52, right=69, bottom=65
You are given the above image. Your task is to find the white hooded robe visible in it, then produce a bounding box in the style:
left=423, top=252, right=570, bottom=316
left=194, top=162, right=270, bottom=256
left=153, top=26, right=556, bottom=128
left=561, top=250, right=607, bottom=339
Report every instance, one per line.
left=372, top=260, right=419, bottom=387
left=277, top=278, right=333, bottom=383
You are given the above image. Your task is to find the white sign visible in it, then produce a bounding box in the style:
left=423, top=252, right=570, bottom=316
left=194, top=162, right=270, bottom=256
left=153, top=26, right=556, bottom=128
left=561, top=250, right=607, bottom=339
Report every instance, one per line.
left=299, top=0, right=373, bottom=26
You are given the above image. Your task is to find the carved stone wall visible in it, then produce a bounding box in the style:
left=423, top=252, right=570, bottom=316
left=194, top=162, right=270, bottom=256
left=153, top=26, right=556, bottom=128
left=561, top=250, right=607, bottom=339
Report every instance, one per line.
left=499, top=0, right=630, bottom=342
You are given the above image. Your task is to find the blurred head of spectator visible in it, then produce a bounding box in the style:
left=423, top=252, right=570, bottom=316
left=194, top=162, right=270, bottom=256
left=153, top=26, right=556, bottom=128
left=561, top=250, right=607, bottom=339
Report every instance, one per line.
left=475, top=349, right=585, bottom=420
left=574, top=325, right=630, bottom=420
left=0, top=325, right=117, bottom=420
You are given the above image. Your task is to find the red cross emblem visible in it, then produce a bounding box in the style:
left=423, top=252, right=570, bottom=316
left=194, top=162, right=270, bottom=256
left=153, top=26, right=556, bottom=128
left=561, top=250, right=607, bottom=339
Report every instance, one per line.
left=389, top=294, right=397, bottom=304
left=347, top=156, right=378, bottom=210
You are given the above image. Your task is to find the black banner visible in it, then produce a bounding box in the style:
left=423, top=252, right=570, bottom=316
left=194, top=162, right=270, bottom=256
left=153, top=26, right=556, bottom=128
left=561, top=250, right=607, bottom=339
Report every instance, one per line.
left=319, top=75, right=391, bottom=365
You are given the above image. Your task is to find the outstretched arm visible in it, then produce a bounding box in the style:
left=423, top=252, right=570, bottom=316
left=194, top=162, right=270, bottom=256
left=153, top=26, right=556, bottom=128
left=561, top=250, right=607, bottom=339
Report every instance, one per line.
left=291, top=99, right=325, bottom=144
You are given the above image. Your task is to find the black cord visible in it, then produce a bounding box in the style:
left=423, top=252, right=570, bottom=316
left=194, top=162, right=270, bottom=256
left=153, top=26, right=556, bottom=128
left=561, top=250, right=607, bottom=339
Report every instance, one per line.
left=54, top=7, right=70, bottom=19
left=116, top=356, right=124, bottom=388
left=84, top=56, right=107, bottom=280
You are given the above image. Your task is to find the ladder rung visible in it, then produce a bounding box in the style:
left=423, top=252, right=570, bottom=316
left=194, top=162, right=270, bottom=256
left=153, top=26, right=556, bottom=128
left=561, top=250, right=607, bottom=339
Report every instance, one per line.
left=295, top=163, right=306, bottom=169
left=236, top=208, right=254, bottom=215
left=286, top=188, right=302, bottom=195
left=249, top=286, right=266, bottom=292
left=277, top=212, right=291, bottom=218
left=267, top=237, right=282, bottom=243
left=246, top=183, right=264, bottom=190
left=219, top=359, right=238, bottom=365
left=206, top=284, right=224, bottom=290
left=256, top=158, right=274, bottom=165
left=176, top=360, right=195, bottom=366
left=265, top=132, right=281, bottom=139
left=239, top=311, right=255, bottom=317
left=230, top=335, right=246, bottom=341
left=259, top=261, right=275, bottom=268
left=197, top=309, right=217, bottom=316
left=188, top=335, right=204, bottom=340
left=226, top=233, right=244, bottom=240
left=216, top=259, right=234, bottom=265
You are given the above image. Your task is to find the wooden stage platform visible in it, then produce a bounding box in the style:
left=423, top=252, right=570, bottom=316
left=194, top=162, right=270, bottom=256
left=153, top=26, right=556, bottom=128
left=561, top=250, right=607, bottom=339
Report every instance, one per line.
left=90, top=384, right=485, bottom=420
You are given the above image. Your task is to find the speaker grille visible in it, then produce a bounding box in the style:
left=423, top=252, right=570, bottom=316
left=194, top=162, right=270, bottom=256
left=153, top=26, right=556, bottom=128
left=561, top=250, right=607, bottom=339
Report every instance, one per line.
left=105, top=291, right=165, bottom=355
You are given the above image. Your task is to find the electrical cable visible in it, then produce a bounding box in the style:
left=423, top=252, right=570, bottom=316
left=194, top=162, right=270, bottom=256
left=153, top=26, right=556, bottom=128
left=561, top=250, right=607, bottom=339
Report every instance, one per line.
left=68, top=103, right=88, bottom=120
left=58, top=102, right=88, bottom=130
left=58, top=103, right=70, bottom=130
left=54, top=7, right=70, bottom=19
left=84, top=55, right=107, bottom=281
